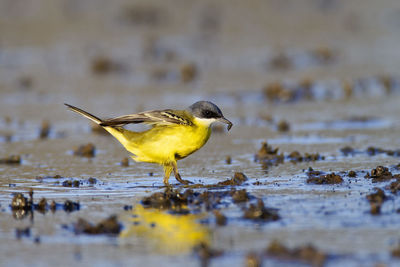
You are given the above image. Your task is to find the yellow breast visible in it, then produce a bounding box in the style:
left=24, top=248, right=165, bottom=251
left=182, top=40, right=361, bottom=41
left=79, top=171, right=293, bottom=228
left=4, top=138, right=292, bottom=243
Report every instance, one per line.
left=120, top=119, right=212, bottom=164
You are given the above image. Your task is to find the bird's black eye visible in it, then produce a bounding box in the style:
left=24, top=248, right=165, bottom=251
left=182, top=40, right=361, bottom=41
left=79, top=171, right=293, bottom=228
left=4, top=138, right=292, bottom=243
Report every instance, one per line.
left=202, top=110, right=214, bottom=118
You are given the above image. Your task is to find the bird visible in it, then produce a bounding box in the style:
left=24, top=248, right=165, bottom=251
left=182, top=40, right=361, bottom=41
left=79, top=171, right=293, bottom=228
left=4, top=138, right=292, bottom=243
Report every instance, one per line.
left=65, top=101, right=232, bottom=185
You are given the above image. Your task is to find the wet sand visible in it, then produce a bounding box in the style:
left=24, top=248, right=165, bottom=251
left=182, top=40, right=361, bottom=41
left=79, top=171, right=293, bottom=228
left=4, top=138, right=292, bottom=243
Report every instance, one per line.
left=2, top=0, right=400, bottom=266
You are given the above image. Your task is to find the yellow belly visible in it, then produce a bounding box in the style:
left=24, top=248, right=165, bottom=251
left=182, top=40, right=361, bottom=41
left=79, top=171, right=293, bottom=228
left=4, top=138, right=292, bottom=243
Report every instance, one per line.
left=106, top=124, right=211, bottom=165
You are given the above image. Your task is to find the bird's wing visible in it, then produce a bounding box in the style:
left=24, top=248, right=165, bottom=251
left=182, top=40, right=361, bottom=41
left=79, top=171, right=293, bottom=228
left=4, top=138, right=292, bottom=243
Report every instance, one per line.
left=99, top=109, right=193, bottom=127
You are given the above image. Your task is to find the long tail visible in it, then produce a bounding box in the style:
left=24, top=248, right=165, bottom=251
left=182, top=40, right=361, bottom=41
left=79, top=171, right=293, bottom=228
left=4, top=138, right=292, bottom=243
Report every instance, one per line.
left=64, top=103, right=103, bottom=124
left=65, top=103, right=137, bottom=149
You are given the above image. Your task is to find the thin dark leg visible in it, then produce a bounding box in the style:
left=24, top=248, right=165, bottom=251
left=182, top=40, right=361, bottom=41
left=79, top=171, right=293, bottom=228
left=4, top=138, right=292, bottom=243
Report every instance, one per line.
left=172, top=162, right=191, bottom=185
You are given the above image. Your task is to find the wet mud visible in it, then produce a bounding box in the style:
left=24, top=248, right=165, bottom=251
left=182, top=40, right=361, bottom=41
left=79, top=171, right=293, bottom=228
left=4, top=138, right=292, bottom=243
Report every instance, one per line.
left=10, top=190, right=80, bottom=220
left=2, top=0, right=400, bottom=267
left=265, top=240, right=326, bottom=267
left=72, top=215, right=121, bottom=235
left=73, top=143, right=96, bottom=158
left=306, top=169, right=343, bottom=185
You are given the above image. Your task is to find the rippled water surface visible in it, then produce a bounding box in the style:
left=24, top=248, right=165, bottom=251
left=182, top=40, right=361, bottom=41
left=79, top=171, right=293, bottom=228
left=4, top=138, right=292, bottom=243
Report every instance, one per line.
left=2, top=0, right=400, bottom=266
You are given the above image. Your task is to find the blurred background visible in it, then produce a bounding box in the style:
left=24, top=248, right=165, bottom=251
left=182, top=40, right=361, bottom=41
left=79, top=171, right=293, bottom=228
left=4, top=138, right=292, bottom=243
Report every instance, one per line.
left=2, top=0, right=400, bottom=266
left=1, top=0, right=400, bottom=117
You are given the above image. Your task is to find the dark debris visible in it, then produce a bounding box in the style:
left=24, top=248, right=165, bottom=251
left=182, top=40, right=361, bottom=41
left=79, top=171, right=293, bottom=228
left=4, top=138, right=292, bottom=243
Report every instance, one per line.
left=73, top=215, right=121, bottom=235
left=217, top=172, right=248, bottom=186
left=121, top=157, right=130, bottom=167
left=10, top=191, right=80, bottom=219
left=0, top=155, right=21, bottom=165
left=193, top=242, right=223, bottom=267
left=73, top=143, right=96, bottom=158
left=366, top=188, right=387, bottom=215
left=255, top=142, right=324, bottom=171
left=265, top=240, right=326, bottom=267
left=364, top=166, right=400, bottom=182
left=243, top=199, right=280, bottom=222
left=306, top=169, right=343, bottom=184
left=213, top=210, right=227, bottom=226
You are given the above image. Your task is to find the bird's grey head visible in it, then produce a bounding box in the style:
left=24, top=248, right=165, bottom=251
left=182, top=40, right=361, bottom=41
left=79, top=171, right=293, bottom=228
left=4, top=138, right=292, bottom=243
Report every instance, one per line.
left=188, top=101, right=233, bottom=130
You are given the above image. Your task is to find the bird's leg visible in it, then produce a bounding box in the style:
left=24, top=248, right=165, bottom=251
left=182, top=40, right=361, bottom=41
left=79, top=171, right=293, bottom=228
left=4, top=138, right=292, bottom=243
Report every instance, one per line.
left=163, top=165, right=173, bottom=186
left=172, top=162, right=191, bottom=185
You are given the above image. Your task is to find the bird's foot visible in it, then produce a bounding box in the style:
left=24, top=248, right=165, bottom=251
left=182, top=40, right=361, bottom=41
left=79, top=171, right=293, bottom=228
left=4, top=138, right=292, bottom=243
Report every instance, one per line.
left=163, top=177, right=171, bottom=187
left=175, top=173, right=192, bottom=185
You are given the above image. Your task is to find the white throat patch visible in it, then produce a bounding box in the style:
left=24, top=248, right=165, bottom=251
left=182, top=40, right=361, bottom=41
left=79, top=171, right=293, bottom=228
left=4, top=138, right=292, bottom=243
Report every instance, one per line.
left=193, top=117, right=217, bottom=127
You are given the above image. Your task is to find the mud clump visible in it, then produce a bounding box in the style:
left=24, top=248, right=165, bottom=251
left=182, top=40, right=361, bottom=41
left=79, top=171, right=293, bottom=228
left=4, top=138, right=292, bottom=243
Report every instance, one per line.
left=265, top=240, right=326, bottom=267
left=12, top=193, right=30, bottom=210
left=39, top=120, right=51, bottom=139
left=310, top=47, right=336, bottom=64
left=141, top=187, right=256, bottom=215
left=366, top=147, right=387, bottom=156
left=15, top=227, right=31, bottom=240
left=262, top=75, right=399, bottom=104
left=0, top=155, right=21, bottom=165
left=62, top=180, right=80, bottom=188
left=243, top=199, right=280, bottom=222
left=277, top=120, right=290, bottom=132
left=35, top=174, right=63, bottom=182
left=217, top=172, right=248, bottom=186
left=10, top=191, right=80, bottom=219
left=269, top=53, right=292, bottom=71
left=392, top=244, right=400, bottom=258
left=121, top=157, right=129, bottom=167
left=254, top=142, right=284, bottom=167
left=306, top=169, right=343, bottom=184
left=388, top=180, right=400, bottom=194
left=263, top=82, right=295, bottom=103
left=10, top=191, right=33, bottom=219
left=364, top=166, right=399, bottom=182
left=64, top=200, right=80, bottom=212
left=288, top=151, right=324, bottom=163
left=74, top=215, right=121, bottom=235
left=262, top=78, right=315, bottom=103
left=366, top=188, right=387, bottom=215
left=245, top=252, right=262, bottom=267
left=180, top=63, right=197, bottom=83
left=88, top=177, right=97, bottom=185
left=348, top=171, right=357, bottom=178
left=141, top=188, right=240, bottom=213
left=141, top=188, right=190, bottom=213
left=341, top=146, right=400, bottom=158
left=231, top=189, right=249, bottom=203
left=73, top=143, right=96, bottom=157
left=255, top=143, right=324, bottom=171
left=366, top=146, right=400, bottom=157
left=91, top=56, right=126, bottom=75
left=366, top=188, right=387, bottom=203
left=193, top=242, right=223, bottom=267
left=213, top=210, right=227, bottom=226
left=340, top=146, right=356, bottom=156
left=36, top=198, right=48, bottom=213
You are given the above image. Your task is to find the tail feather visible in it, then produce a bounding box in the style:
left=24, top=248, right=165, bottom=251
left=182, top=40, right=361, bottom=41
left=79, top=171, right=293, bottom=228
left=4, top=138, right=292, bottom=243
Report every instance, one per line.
left=64, top=103, right=103, bottom=124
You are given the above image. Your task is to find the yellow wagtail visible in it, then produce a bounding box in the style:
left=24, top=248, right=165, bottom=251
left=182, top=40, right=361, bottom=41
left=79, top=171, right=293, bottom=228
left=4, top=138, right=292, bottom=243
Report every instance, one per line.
left=65, top=101, right=232, bottom=185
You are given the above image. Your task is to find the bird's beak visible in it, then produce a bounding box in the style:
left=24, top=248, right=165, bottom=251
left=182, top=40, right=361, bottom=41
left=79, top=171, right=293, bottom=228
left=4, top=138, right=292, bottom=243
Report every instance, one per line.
left=218, top=117, right=233, bottom=131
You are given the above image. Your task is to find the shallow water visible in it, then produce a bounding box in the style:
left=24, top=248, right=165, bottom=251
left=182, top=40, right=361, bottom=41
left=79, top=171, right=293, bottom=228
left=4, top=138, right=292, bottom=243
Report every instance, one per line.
left=2, top=0, right=400, bottom=266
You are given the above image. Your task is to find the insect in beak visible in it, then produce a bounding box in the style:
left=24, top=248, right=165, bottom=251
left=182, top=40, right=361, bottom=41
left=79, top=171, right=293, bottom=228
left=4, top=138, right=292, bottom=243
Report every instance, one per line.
left=217, top=117, right=233, bottom=131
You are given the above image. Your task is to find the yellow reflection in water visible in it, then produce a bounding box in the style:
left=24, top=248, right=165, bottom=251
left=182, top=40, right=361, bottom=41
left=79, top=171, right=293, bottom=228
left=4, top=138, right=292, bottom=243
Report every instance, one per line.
left=120, top=205, right=210, bottom=254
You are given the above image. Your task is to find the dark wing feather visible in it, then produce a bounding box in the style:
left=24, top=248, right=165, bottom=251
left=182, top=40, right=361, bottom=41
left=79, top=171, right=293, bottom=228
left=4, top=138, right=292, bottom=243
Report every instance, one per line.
left=99, top=109, right=192, bottom=127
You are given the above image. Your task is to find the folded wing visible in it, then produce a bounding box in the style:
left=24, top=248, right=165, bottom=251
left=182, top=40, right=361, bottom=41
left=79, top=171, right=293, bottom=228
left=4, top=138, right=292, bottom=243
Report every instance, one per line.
left=99, top=109, right=192, bottom=127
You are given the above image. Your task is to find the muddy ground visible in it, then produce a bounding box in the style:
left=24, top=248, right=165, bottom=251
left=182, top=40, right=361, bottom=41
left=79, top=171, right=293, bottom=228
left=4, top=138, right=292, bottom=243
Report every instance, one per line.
left=2, top=0, right=400, bottom=266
